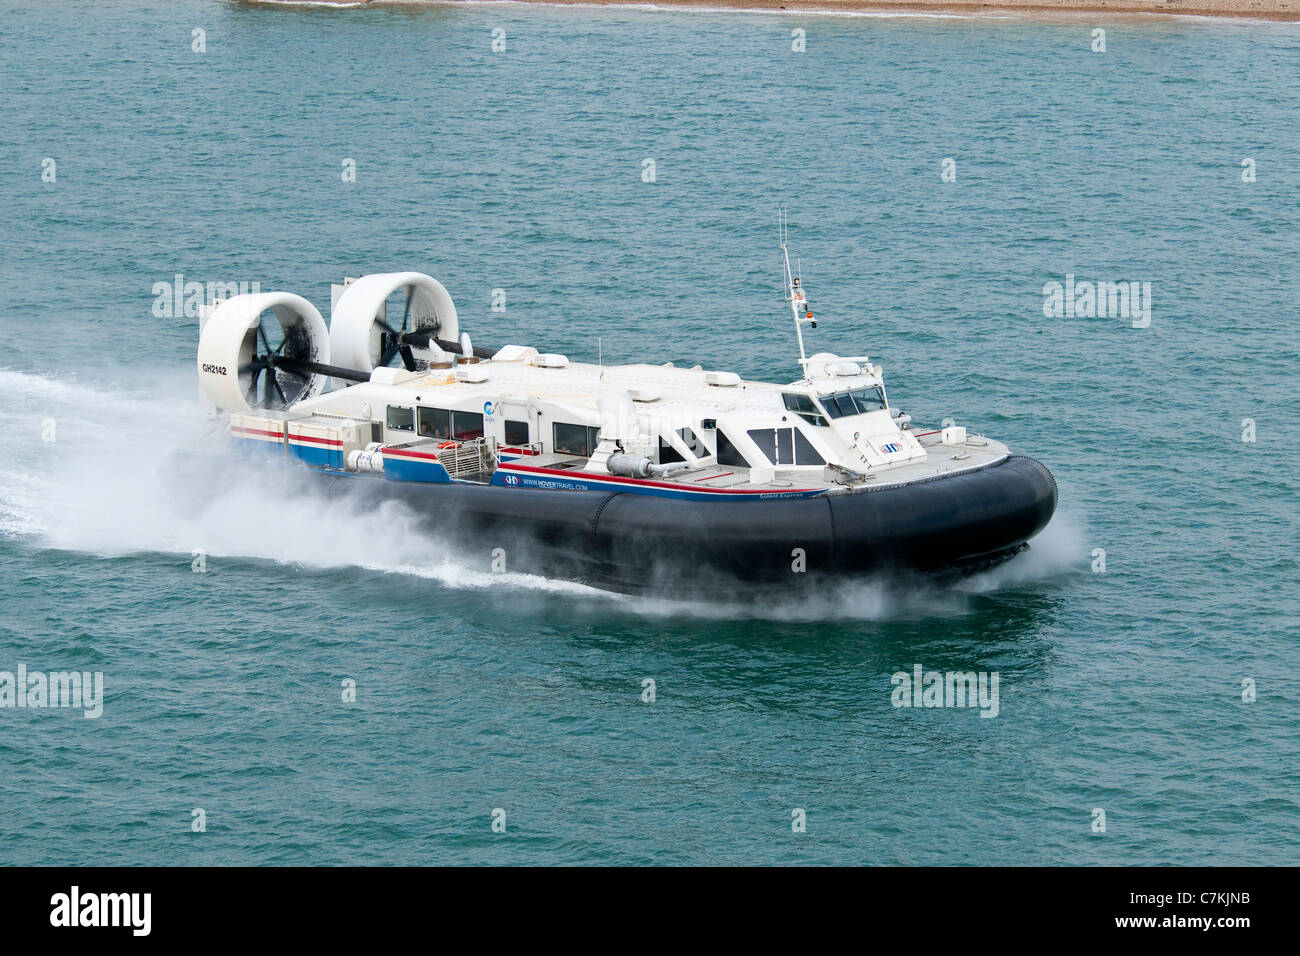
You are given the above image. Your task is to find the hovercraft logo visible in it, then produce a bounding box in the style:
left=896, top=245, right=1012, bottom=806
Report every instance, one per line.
left=881, top=442, right=902, bottom=454
left=50, top=886, right=151, bottom=936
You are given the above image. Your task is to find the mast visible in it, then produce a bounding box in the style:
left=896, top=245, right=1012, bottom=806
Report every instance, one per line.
left=779, top=207, right=816, bottom=380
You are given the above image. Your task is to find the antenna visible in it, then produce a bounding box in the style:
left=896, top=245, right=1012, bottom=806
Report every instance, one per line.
left=778, top=205, right=816, bottom=379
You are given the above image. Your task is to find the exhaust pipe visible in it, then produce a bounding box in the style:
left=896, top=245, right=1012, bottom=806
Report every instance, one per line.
left=606, top=454, right=691, bottom=479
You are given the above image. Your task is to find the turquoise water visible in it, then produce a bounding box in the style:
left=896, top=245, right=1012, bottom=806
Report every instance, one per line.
left=1, top=0, right=1298, bottom=864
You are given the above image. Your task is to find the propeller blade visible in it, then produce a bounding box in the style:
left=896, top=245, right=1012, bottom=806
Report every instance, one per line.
left=270, top=370, right=287, bottom=406
left=399, top=344, right=416, bottom=372
left=402, top=287, right=413, bottom=328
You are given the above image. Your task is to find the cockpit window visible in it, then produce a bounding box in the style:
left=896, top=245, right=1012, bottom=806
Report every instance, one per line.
left=830, top=393, right=857, bottom=417
left=782, top=392, right=829, bottom=427
left=820, top=386, right=886, bottom=419
left=850, top=387, right=886, bottom=412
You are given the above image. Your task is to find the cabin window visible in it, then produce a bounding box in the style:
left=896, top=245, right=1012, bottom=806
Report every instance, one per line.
left=553, top=422, right=601, bottom=457
left=414, top=407, right=480, bottom=441
left=658, top=427, right=703, bottom=464
left=747, top=428, right=777, bottom=464
left=746, top=427, right=825, bottom=466
left=778, top=428, right=796, bottom=465
left=417, top=407, right=450, bottom=439
left=659, top=437, right=684, bottom=464
left=793, top=429, right=825, bottom=465
left=452, top=411, right=485, bottom=441
left=387, top=406, right=415, bottom=432
left=504, top=419, right=530, bottom=446
left=715, top=429, right=750, bottom=468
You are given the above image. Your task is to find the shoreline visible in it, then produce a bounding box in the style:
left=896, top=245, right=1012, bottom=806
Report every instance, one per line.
left=269, top=0, right=1300, bottom=24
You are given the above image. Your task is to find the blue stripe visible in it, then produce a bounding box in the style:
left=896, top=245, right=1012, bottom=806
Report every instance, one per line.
left=491, top=470, right=823, bottom=501
left=289, top=443, right=342, bottom=468
left=383, top=456, right=452, bottom=484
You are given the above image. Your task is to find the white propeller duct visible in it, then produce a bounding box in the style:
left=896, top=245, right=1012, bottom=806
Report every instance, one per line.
left=197, top=292, right=330, bottom=413
left=329, top=272, right=459, bottom=373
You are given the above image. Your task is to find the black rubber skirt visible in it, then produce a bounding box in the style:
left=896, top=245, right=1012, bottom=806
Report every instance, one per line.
left=316, top=454, right=1058, bottom=595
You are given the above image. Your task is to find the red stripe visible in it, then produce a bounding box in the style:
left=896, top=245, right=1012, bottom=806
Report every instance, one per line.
left=498, top=446, right=539, bottom=456
left=499, top=462, right=817, bottom=495
left=381, top=447, right=443, bottom=462
left=288, top=433, right=344, bottom=447
left=695, top=472, right=734, bottom=482
left=231, top=426, right=283, bottom=439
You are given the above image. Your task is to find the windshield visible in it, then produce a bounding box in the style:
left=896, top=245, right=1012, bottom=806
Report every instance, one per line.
left=818, top=387, right=886, bottom=419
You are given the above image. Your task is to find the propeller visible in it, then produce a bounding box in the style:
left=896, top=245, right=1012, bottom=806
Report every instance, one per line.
left=374, top=286, right=441, bottom=372
left=239, top=314, right=315, bottom=410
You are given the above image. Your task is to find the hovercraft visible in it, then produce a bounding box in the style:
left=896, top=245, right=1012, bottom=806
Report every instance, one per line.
left=193, top=236, right=1056, bottom=595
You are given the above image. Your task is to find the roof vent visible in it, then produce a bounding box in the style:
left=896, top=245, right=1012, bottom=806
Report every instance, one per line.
left=456, top=365, right=488, bottom=383
left=628, top=386, right=662, bottom=403
left=492, top=345, right=538, bottom=363
left=369, top=367, right=420, bottom=385
left=532, top=353, right=569, bottom=369
left=704, top=370, right=741, bottom=387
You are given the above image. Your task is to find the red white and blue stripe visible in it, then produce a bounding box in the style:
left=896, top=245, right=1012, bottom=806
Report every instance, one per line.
left=490, top=462, right=824, bottom=501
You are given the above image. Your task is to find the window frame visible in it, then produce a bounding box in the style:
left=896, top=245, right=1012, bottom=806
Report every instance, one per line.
left=745, top=426, right=826, bottom=467
left=417, top=406, right=451, bottom=440
left=386, top=405, right=415, bottom=433
left=715, top=429, right=750, bottom=468
left=818, top=386, right=887, bottom=420
left=504, top=419, right=530, bottom=447
left=552, top=422, right=601, bottom=458
left=451, top=410, right=485, bottom=441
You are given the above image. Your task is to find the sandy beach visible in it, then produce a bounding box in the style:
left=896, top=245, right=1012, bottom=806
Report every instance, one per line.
left=290, top=0, right=1300, bottom=24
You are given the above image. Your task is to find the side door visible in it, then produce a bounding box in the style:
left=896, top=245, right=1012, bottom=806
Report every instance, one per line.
left=498, top=399, right=533, bottom=452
